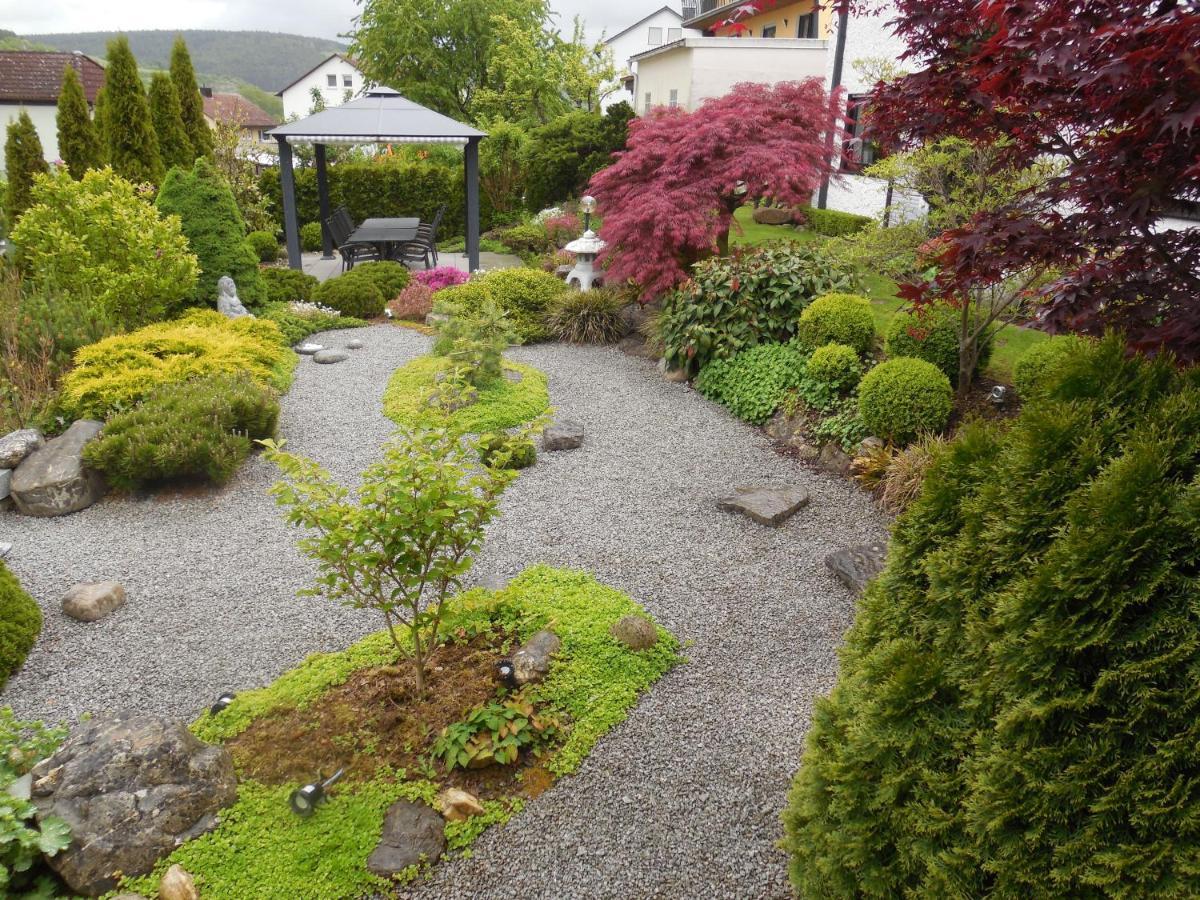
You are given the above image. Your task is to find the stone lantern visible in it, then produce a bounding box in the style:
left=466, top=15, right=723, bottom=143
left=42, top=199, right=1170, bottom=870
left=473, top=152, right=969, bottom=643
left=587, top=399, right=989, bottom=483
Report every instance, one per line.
left=564, top=195, right=605, bottom=291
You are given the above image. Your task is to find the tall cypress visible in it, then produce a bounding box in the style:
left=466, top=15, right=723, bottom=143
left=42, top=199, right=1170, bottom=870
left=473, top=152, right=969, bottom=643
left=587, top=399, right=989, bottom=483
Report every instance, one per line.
left=104, top=36, right=164, bottom=185
left=91, top=85, right=109, bottom=164
left=170, top=37, right=213, bottom=159
left=56, top=64, right=101, bottom=179
left=148, top=72, right=193, bottom=172
left=4, top=110, right=49, bottom=226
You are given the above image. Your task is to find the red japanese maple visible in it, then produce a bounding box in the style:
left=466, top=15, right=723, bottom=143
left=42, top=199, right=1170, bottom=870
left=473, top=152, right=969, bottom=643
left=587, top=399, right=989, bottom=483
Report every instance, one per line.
left=588, top=79, right=844, bottom=300
left=867, top=0, right=1200, bottom=359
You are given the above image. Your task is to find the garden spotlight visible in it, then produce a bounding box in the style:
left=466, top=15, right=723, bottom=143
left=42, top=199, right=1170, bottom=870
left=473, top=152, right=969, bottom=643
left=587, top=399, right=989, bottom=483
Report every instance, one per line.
left=496, top=659, right=517, bottom=689
left=989, top=385, right=1008, bottom=407
left=210, top=692, right=236, bottom=715
left=289, top=768, right=345, bottom=817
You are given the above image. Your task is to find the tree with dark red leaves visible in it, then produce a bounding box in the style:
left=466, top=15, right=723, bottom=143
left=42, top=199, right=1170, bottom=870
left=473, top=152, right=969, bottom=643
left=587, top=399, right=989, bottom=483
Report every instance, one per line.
left=866, top=0, right=1200, bottom=360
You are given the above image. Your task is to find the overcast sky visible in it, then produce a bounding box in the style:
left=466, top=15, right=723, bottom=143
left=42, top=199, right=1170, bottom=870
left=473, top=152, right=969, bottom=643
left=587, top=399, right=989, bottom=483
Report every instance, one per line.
left=9, top=0, right=654, bottom=45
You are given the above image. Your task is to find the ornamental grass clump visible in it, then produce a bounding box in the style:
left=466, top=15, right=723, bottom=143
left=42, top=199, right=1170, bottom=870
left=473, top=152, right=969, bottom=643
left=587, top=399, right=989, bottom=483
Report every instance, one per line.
left=783, top=335, right=1200, bottom=897
left=545, top=287, right=629, bottom=344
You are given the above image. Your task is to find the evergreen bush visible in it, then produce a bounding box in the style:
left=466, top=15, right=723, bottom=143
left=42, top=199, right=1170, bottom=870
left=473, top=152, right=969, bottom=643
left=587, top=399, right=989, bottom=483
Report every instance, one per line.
left=4, top=110, right=48, bottom=225
left=798, top=342, right=863, bottom=410
left=784, top=335, right=1200, bottom=897
left=101, top=36, right=164, bottom=185
left=342, top=261, right=410, bottom=301
left=300, top=222, right=323, bottom=252
left=1013, top=334, right=1088, bottom=400
left=156, top=157, right=266, bottom=308
left=437, top=269, right=567, bottom=343
left=857, top=357, right=953, bottom=443
left=885, top=303, right=994, bottom=385
left=260, top=268, right=317, bottom=305
left=259, top=302, right=366, bottom=345
left=0, top=561, right=40, bottom=689
left=170, top=38, right=213, bottom=159
left=695, top=342, right=807, bottom=425
left=247, top=231, right=280, bottom=264
left=796, top=205, right=873, bottom=236
left=795, top=293, right=876, bottom=356
left=312, top=275, right=386, bottom=319
left=148, top=72, right=193, bottom=172
left=56, top=65, right=101, bottom=180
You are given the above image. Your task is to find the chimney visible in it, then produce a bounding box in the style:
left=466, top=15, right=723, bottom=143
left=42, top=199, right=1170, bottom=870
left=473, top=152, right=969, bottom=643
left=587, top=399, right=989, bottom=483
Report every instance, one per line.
left=199, top=86, right=213, bottom=98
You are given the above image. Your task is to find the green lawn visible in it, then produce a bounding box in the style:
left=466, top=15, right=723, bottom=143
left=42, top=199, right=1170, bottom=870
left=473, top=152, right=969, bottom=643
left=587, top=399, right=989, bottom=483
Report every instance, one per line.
left=729, top=206, right=823, bottom=248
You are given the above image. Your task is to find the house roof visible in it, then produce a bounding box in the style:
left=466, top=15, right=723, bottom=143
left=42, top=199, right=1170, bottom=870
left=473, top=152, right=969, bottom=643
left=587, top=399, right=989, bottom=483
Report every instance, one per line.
left=0, top=50, right=105, bottom=104
left=268, top=86, right=485, bottom=144
left=203, top=92, right=279, bottom=129
left=275, top=52, right=362, bottom=96
left=602, top=6, right=683, bottom=45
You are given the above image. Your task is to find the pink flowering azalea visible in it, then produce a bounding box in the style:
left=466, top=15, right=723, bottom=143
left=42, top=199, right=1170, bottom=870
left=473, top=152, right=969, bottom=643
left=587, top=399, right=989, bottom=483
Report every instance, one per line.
left=412, top=266, right=469, bottom=292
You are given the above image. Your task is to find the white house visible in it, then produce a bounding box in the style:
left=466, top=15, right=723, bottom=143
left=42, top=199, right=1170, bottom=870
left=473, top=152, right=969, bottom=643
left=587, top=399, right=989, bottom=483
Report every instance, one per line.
left=0, top=50, right=105, bottom=175
left=277, top=53, right=369, bottom=121
left=600, top=7, right=701, bottom=110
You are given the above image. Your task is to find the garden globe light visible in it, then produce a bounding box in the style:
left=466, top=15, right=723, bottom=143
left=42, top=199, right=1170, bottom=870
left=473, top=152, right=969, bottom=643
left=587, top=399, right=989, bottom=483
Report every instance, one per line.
left=580, top=195, right=596, bottom=231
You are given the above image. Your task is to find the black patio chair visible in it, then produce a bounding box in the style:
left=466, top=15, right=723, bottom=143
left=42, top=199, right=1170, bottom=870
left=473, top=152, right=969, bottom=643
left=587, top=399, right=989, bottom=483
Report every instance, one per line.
left=325, top=208, right=380, bottom=271
left=398, top=204, right=446, bottom=269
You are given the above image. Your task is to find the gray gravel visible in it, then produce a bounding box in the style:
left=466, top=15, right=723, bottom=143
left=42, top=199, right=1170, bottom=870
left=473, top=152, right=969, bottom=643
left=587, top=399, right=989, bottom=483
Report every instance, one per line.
left=1, top=326, right=887, bottom=898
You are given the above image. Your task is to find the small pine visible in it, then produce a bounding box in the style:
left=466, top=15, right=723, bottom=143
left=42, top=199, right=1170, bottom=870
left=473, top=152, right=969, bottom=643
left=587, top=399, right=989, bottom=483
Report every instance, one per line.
left=170, top=37, right=213, bottom=159
left=148, top=72, right=194, bottom=172
left=56, top=64, right=102, bottom=179
left=4, top=109, right=49, bottom=225
left=103, top=36, right=164, bottom=185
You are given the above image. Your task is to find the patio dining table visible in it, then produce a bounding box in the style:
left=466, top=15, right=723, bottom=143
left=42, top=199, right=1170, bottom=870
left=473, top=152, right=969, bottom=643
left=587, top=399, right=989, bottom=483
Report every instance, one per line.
left=347, top=217, right=420, bottom=260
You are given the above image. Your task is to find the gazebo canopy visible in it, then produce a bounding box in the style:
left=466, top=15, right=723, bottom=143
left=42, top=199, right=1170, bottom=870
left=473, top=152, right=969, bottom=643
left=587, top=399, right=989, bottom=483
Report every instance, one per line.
left=267, top=87, right=486, bottom=270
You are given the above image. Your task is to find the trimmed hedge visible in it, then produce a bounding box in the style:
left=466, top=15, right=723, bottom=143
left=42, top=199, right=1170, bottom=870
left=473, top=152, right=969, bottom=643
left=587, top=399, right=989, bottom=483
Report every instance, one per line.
left=795, top=293, right=876, bottom=356
left=437, top=269, right=568, bottom=344
left=261, top=267, right=318, bottom=305
left=798, top=205, right=873, bottom=236
left=1013, top=333, right=1088, bottom=400
left=0, top=561, right=40, bottom=689
left=695, top=342, right=807, bottom=425
left=300, top=222, right=323, bottom=252
left=885, top=303, right=994, bottom=386
left=857, top=357, right=953, bottom=443
left=312, top=275, right=386, bottom=319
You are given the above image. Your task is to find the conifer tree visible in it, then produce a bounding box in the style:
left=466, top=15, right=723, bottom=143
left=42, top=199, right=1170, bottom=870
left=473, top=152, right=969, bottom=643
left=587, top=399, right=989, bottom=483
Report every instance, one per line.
left=148, top=72, right=193, bottom=172
left=4, top=109, right=49, bottom=225
left=170, top=37, right=213, bottom=159
left=56, top=64, right=101, bottom=178
left=103, top=36, right=163, bottom=184
left=91, top=85, right=109, bottom=164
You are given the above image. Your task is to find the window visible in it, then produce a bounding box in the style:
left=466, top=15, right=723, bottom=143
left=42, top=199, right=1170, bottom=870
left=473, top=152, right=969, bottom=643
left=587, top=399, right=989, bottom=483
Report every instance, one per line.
left=644, top=91, right=652, bottom=113
left=669, top=88, right=678, bottom=108
left=648, top=27, right=663, bottom=45
left=842, top=95, right=883, bottom=172
left=326, top=74, right=337, bottom=87
left=667, top=27, right=682, bottom=41
left=343, top=74, right=353, bottom=88
left=761, top=24, right=777, bottom=37
left=797, top=10, right=818, bottom=38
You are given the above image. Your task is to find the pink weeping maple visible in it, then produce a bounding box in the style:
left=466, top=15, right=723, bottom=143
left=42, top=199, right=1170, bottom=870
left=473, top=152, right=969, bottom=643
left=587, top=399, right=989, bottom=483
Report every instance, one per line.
left=588, top=79, right=845, bottom=301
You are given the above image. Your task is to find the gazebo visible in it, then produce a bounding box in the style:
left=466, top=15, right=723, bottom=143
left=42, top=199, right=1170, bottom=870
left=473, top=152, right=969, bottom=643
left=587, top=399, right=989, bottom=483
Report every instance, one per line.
left=267, top=87, right=487, bottom=272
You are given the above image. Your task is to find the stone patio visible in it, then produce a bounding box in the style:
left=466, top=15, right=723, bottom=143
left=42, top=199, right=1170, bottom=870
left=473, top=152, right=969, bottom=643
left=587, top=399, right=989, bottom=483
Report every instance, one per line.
left=301, top=250, right=523, bottom=283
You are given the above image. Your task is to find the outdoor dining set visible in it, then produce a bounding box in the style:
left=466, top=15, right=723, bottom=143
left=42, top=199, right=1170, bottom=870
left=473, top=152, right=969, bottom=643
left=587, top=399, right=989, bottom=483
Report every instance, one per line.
left=324, top=204, right=446, bottom=271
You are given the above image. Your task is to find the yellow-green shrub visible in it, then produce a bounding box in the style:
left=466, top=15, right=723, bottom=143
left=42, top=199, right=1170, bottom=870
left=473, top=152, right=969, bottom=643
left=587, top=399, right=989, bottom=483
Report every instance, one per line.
left=60, top=310, right=296, bottom=419
left=0, top=561, right=40, bottom=689
left=438, top=268, right=567, bottom=343
left=795, top=293, right=876, bottom=356
left=857, top=357, right=953, bottom=443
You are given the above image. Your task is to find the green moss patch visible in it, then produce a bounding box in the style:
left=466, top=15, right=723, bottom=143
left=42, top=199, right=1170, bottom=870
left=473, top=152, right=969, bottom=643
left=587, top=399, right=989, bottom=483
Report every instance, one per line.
left=125, top=567, right=677, bottom=898
left=381, top=355, right=549, bottom=433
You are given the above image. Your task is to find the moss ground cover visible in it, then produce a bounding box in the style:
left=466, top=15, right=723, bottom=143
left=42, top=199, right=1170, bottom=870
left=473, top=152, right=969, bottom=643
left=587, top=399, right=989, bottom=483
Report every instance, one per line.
left=382, top=356, right=549, bottom=432
left=120, top=567, right=678, bottom=899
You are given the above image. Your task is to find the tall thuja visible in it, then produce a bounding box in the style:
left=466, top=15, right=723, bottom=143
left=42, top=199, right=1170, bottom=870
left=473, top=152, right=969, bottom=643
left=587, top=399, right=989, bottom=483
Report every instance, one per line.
left=782, top=336, right=1200, bottom=897
left=103, top=36, right=163, bottom=184
left=56, top=64, right=101, bottom=178
left=148, top=72, right=193, bottom=171
left=170, top=37, right=212, bottom=159
left=4, top=110, right=48, bottom=226
left=91, top=85, right=109, bottom=163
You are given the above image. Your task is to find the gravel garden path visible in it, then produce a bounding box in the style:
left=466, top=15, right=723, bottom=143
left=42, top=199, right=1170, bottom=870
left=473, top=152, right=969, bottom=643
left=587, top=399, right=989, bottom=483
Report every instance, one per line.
left=1, top=324, right=887, bottom=899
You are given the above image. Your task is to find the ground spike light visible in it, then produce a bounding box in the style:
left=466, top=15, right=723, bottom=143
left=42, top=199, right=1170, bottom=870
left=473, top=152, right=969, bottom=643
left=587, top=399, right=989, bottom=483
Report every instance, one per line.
left=210, top=692, right=236, bottom=715
left=289, top=768, right=346, bottom=817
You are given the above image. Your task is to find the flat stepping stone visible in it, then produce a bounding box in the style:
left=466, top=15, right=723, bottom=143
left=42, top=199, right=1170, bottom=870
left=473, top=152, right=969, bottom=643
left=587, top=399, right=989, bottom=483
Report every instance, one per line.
left=717, top=485, right=809, bottom=527
left=825, top=542, right=888, bottom=595
left=346, top=339, right=364, bottom=350
left=312, top=349, right=349, bottom=364
left=295, top=343, right=324, bottom=355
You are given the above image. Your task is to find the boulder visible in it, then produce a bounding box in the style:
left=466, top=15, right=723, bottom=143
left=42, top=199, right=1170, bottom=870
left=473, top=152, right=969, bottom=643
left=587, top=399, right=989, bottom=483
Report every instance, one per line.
left=158, top=865, right=198, bottom=900
left=543, top=420, right=584, bottom=451
left=718, top=485, right=810, bottom=527
left=366, top=800, right=447, bottom=876
left=765, top=409, right=819, bottom=460
left=215, top=276, right=252, bottom=318
left=512, top=629, right=561, bottom=686
left=825, top=542, right=888, bottom=595
left=312, top=349, right=349, bottom=364
left=62, top=581, right=126, bottom=623
left=0, top=467, right=10, bottom=500
left=616, top=334, right=658, bottom=361
left=610, top=615, right=658, bottom=650
left=32, top=712, right=237, bottom=897
left=817, top=443, right=853, bottom=476
left=0, top=428, right=44, bottom=468
left=657, top=357, right=689, bottom=383
left=11, top=420, right=106, bottom=517
left=751, top=206, right=796, bottom=225
left=294, top=342, right=324, bottom=355
left=437, top=788, right=484, bottom=822
left=346, top=338, right=365, bottom=350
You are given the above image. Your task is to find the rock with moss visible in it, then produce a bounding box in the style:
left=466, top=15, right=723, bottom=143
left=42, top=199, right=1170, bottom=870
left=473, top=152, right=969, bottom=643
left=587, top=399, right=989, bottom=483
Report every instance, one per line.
left=366, top=800, right=446, bottom=876
left=610, top=615, right=658, bottom=650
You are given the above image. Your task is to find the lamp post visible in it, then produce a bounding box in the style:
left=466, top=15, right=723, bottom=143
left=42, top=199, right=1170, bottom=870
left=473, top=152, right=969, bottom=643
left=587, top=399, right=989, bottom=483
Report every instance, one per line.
left=564, top=196, right=606, bottom=292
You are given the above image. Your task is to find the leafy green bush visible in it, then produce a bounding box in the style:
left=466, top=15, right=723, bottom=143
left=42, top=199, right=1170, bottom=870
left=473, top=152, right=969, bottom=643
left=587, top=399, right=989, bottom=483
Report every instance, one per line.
left=60, top=309, right=296, bottom=419
left=812, top=401, right=869, bottom=452
left=156, top=157, right=266, bottom=308
left=311, top=275, right=386, bottom=319
left=247, top=230, right=279, bottom=263
left=438, top=269, right=568, bottom=344
left=799, top=342, right=863, bottom=410
left=885, top=303, right=994, bottom=385
left=661, top=243, right=856, bottom=375
left=797, top=205, right=873, bottom=236
left=341, top=261, right=410, bottom=301
left=823, top=220, right=929, bottom=280
left=784, top=336, right=1200, bottom=897
left=11, top=168, right=198, bottom=328
left=432, top=698, right=560, bottom=770
left=259, top=302, right=366, bottom=346
left=1013, top=333, right=1088, bottom=400
left=493, top=222, right=554, bottom=260
left=300, top=222, right=323, bottom=252
left=478, top=431, right=537, bottom=469
left=0, top=562, right=39, bottom=690
left=695, top=343, right=807, bottom=425
left=857, top=357, right=953, bottom=443
left=261, top=267, right=318, bottom=305
left=1, top=707, right=69, bottom=896
left=83, top=374, right=279, bottom=490
left=545, top=288, right=629, bottom=344
left=795, top=292, right=876, bottom=356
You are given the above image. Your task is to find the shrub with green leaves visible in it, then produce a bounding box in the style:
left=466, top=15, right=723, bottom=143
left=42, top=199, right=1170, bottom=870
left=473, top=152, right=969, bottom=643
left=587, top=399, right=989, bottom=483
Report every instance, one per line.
left=300, top=221, right=323, bottom=252
left=432, top=698, right=560, bottom=771
left=812, top=401, right=869, bottom=452
left=661, top=244, right=855, bottom=375
left=11, top=168, right=198, bottom=328
left=477, top=431, right=536, bottom=470
left=795, top=293, right=876, bottom=356
left=341, top=260, right=410, bottom=301
left=247, top=230, right=279, bottom=263
left=885, top=303, right=994, bottom=386
left=83, top=374, right=279, bottom=490
left=261, top=267, right=318, bottom=305
left=0, top=562, right=39, bottom=690
left=784, top=336, right=1200, bottom=897
left=437, top=268, right=567, bottom=343
left=156, top=157, right=266, bottom=309
left=259, top=302, right=366, bottom=346
left=796, top=205, right=873, bottom=236
left=799, top=342, right=863, bottom=411
left=494, top=222, right=555, bottom=260
left=1013, top=333, right=1088, bottom=400
left=311, top=274, right=386, bottom=319
left=545, top=287, right=629, bottom=344
left=1, top=708, right=69, bottom=896
left=857, top=357, right=953, bottom=444
left=695, top=342, right=807, bottom=425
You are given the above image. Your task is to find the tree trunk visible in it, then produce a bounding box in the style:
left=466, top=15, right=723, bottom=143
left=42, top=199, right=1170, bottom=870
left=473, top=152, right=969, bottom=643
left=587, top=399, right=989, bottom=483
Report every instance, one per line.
left=716, top=228, right=730, bottom=257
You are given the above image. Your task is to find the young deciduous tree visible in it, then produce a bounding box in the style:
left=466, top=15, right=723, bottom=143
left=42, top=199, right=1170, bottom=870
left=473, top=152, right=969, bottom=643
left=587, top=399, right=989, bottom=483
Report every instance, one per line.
left=479, top=118, right=528, bottom=224
left=102, top=37, right=164, bottom=185
left=56, top=65, right=101, bottom=179
left=589, top=80, right=843, bottom=300
left=169, top=36, right=213, bottom=159
left=148, top=72, right=193, bottom=172
left=866, top=0, right=1200, bottom=360
left=4, top=110, right=49, bottom=225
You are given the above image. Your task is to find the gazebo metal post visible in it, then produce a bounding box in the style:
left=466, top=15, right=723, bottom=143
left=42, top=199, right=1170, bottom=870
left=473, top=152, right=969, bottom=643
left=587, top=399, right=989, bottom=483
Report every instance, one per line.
left=277, top=138, right=302, bottom=270
left=465, top=137, right=481, bottom=272
left=315, top=144, right=334, bottom=260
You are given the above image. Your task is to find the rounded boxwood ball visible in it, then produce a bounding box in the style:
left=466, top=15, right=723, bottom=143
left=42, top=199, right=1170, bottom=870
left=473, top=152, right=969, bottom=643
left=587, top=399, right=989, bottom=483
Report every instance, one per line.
left=312, top=275, right=386, bottom=318
left=0, top=561, right=41, bottom=688
left=858, top=357, right=953, bottom=444
left=884, top=304, right=993, bottom=386
left=806, top=342, right=862, bottom=393
left=796, top=293, right=875, bottom=356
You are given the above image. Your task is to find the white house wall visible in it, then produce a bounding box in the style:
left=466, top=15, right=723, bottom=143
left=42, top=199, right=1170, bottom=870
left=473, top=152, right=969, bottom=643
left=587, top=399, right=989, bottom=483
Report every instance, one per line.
left=603, top=9, right=700, bottom=110
left=0, top=102, right=60, bottom=174
left=280, top=56, right=366, bottom=121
